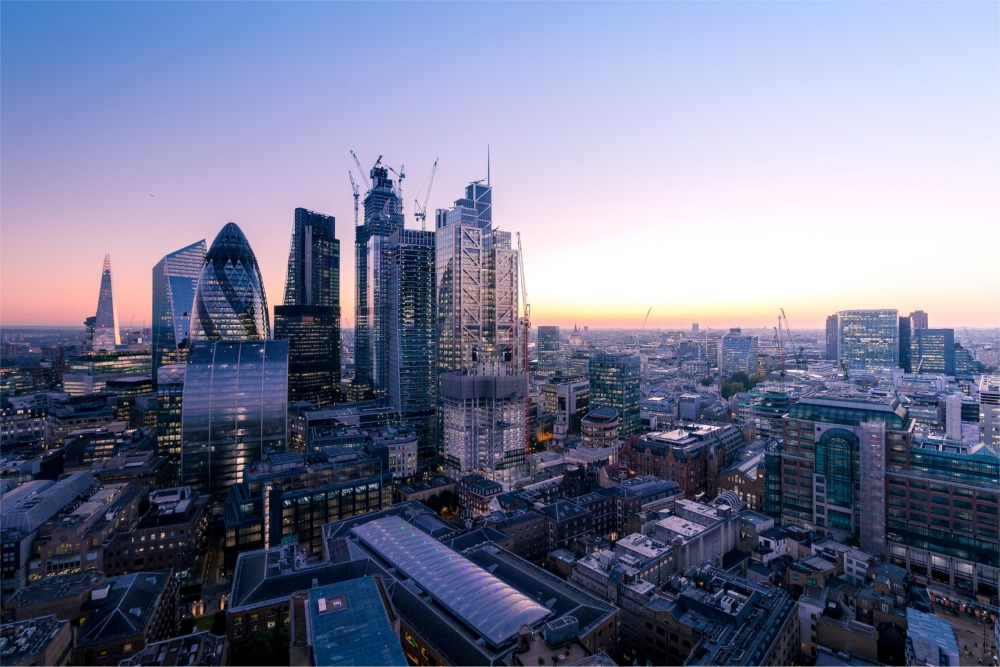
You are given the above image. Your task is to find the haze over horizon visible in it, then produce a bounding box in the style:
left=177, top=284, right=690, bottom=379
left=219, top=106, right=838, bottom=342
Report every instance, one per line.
left=2, top=2, right=998, bottom=331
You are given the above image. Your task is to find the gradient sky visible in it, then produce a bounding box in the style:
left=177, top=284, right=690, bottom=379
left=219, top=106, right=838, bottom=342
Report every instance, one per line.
left=2, top=1, right=998, bottom=331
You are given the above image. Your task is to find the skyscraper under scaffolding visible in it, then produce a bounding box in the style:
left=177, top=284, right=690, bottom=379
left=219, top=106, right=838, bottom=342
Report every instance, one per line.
left=436, top=177, right=526, bottom=483
left=353, top=159, right=404, bottom=398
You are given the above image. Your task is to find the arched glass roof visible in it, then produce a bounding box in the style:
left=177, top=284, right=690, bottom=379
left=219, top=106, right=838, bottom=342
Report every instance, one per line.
left=352, top=515, right=551, bottom=646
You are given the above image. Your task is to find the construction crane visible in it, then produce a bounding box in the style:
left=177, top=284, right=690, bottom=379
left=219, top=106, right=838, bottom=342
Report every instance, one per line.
left=348, top=172, right=360, bottom=227
left=773, top=324, right=786, bottom=390
left=517, top=232, right=531, bottom=453
left=641, top=306, right=652, bottom=330
left=413, top=158, right=439, bottom=231
left=349, top=150, right=371, bottom=191
left=780, top=307, right=805, bottom=369
left=388, top=164, right=405, bottom=200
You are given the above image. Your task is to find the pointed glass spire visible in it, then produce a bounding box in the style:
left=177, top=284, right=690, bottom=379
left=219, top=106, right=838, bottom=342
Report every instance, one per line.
left=92, top=254, right=121, bottom=351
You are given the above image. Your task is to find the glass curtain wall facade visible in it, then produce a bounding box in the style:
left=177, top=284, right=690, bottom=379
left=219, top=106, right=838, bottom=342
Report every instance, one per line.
left=180, top=340, right=289, bottom=499
left=435, top=181, right=519, bottom=372
left=537, top=326, right=561, bottom=375
left=911, top=328, right=955, bottom=375
left=825, top=315, right=839, bottom=361
left=838, top=309, right=899, bottom=376
left=189, top=223, right=270, bottom=343
left=92, top=254, right=121, bottom=351
left=589, top=352, right=641, bottom=439
left=720, top=328, right=759, bottom=377
left=275, top=208, right=341, bottom=406
left=387, top=229, right=437, bottom=470
left=354, top=163, right=404, bottom=396
left=152, top=240, right=207, bottom=383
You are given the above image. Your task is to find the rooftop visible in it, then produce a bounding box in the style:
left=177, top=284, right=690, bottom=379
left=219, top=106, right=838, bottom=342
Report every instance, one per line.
left=308, top=577, right=406, bottom=667
left=0, top=616, right=68, bottom=665
left=119, top=631, right=225, bottom=666
left=77, top=571, right=171, bottom=647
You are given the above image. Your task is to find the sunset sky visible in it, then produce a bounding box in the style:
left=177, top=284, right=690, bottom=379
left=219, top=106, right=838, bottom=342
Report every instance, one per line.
left=2, top=1, right=998, bottom=331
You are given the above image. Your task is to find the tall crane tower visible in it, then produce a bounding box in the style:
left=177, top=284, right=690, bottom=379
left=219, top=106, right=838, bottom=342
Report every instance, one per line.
left=413, top=158, right=439, bottom=231
left=517, top=232, right=531, bottom=453
left=349, top=149, right=371, bottom=192
left=348, top=172, right=360, bottom=228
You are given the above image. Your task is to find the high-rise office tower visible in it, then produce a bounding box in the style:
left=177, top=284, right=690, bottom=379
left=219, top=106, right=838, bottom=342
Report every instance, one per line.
left=152, top=240, right=207, bottom=383
left=909, top=310, right=929, bottom=330
left=92, top=254, right=121, bottom=351
left=354, top=162, right=405, bottom=397
left=436, top=177, right=526, bottom=482
left=180, top=340, right=289, bottom=499
left=899, top=316, right=912, bottom=373
left=911, top=328, right=955, bottom=375
left=189, top=223, right=270, bottom=343
left=156, top=363, right=185, bottom=475
left=274, top=208, right=341, bottom=406
left=825, top=314, right=839, bottom=361
left=719, top=328, right=759, bottom=377
left=537, top=326, right=561, bottom=374
left=980, top=375, right=1000, bottom=447
left=387, top=228, right=437, bottom=471
left=837, top=309, right=898, bottom=376
left=589, top=352, right=641, bottom=439
left=435, top=180, right=519, bottom=372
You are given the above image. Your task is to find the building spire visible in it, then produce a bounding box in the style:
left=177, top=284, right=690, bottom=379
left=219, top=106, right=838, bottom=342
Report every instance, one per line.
left=487, top=144, right=490, bottom=186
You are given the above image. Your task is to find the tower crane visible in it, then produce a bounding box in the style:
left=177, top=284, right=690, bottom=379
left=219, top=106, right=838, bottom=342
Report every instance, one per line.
left=780, top=307, right=805, bottom=369
left=413, top=158, right=439, bottom=231
left=774, top=324, right=786, bottom=391
left=349, top=150, right=371, bottom=191
left=641, top=306, right=652, bottom=330
left=517, top=232, right=531, bottom=453
left=388, top=164, right=405, bottom=200
left=348, top=172, right=360, bottom=227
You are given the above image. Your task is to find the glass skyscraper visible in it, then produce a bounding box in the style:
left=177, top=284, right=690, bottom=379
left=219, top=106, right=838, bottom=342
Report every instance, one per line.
left=152, top=240, right=207, bottom=383
left=838, top=309, right=899, bottom=376
left=387, top=228, right=437, bottom=470
left=537, top=326, right=561, bottom=375
left=589, top=352, right=641, bottom=439
left=189, top=223, right=269, bottom=343
left=720, top=328, right=759, bottom=377
left=275, top=208, right=341, bottom=406
left=911, top=328, right=955, bottom=375
left=354, top=162, right=404, bottom=396
left=435, top=180, right=519, bottom=372
left=92, top=254, right=121, bottom=351
left=180, top=340, right=289, bottom=499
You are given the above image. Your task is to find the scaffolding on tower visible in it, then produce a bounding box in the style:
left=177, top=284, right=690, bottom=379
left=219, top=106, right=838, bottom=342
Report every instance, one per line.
left=517, top=232, right=531, bottom=454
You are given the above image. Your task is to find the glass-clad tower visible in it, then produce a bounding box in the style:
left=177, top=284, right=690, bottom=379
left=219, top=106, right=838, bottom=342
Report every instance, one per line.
left=720, top=328, right=759, bottom=377
left=92, top=254, right=121, bottom=351
left=537, top=326, right=561, bottom=375
left=275, top=208, right=341, bottom=406
left=180, top=340, right=289, bottom=499
left=435, top=180, right=519, bottom=372
left=189, top=223, right=269, bottom=343
left=152, top=240, right=207, bottom=383
left=838, top=309, right=898, bottom=376
left=387, top=228, right=437, bottom=470
left=354, top=162, right=404, bottom=396
left=589, top=352, right=641, bottom=439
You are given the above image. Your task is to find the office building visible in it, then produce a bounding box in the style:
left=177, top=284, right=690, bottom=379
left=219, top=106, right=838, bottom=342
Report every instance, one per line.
left=387, top=228, right=437, bottom=468
left=899, top=315, right=912, bottom=372
left=720, top=328, right=759, bottom=377
left=589, top=352, right=641, bottom=439
left=537, top=325, right=561, bottom=374
left=62, top=350, right=151, bottom=396
left=911, top=328, right=955, bottom=375
left=151, top=240, right=207, bottom=383
left=440, top=362, right=528, bottom=484
left=354, top=162, right=405, bottom=396
left=307, top=577, right=407, bottom=667
left=981, top=375, right=1000, bottom=447
left=838, top=309, right=898, bottom=376
left=825, top=314, right=839, bottom=361
left=275, top=208, right=341, bottom=406
left=435, top=179, right=519, bottom=372
left=155, top=364, right=185, bottom=465
left=910, top=310, right=929, bottom=330
left=92, top=254, right=121, bottom=351
left=0, top=616, right=74, bottom=667
left=189, top=222, right=269, bottom=343
left=180, top=340, right=288, bottom=499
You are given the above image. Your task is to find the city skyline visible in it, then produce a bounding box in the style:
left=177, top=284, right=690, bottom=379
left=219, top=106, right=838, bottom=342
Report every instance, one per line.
left=2, top=2, right=998, bottom=330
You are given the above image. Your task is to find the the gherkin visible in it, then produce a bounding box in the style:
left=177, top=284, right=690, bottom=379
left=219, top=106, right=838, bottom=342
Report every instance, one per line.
left=190, top=222, right=270, bottom=342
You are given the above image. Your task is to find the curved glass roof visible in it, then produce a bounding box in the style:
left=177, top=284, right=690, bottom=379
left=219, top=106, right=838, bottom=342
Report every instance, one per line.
left=352, top=515, right=551, bottom=647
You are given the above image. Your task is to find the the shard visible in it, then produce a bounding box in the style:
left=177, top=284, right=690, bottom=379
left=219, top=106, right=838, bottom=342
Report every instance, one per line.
left=92, top=254, right=121, bottom=351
